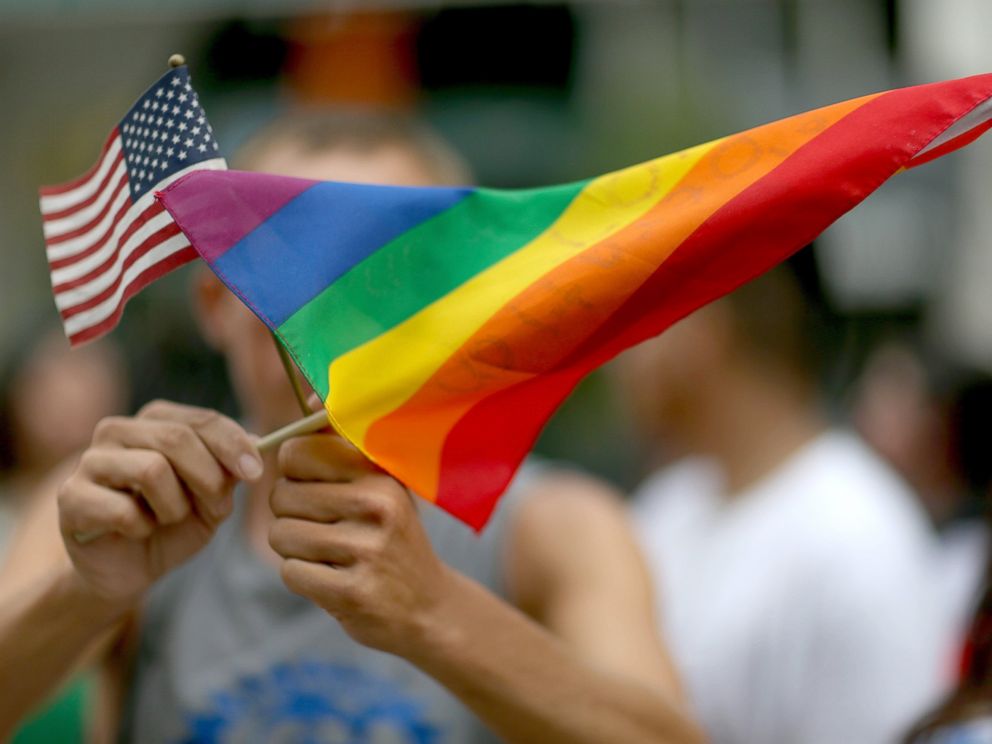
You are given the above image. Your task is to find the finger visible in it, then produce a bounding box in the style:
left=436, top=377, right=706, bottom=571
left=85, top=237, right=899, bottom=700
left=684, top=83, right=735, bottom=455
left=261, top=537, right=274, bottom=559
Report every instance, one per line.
left=90, top=417, right=231, bottom=518
left=80, top=448, right=191, bottom=525
left=277, top=433, right=375, bottom=482
left=59, top=479, right=156, bottom=541
left=270, top=477, right=405, bottom=524
left=137, top=401, right=262, bottom=481
left=280, top=557, right=351, bottom=608
left=269, top=517, right=369, bottom=566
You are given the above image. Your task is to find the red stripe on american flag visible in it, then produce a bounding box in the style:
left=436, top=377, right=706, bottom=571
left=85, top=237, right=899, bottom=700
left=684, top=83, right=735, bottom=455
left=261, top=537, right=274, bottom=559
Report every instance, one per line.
left=43, top=173, right=130, bottom=245
left=46, top=195, right=142, bottom=271
left=65, top=245, right=197, bottom=346
left=41, top=151, right=126, bottom=222
left=57, top=222, right=183, bottom=317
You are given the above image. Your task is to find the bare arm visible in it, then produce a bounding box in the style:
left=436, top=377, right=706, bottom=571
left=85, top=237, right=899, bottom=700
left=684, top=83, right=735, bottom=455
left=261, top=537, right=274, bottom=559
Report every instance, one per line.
left=269, top=436, right=704, bottom=744
left=0, top=402, right=261, bottom=738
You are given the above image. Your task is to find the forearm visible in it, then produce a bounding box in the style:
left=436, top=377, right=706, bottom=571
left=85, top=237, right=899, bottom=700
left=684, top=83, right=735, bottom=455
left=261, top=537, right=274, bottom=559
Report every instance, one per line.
left=404, top=569, right=703, bottom=744
left=0, top=559, right=131, bottom=738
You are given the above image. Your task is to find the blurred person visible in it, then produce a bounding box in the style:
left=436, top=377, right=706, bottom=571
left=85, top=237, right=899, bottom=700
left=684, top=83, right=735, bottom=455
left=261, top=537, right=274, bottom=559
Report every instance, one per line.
left=616, top=264, right=948, bottom=744
left=0, top=327, right=128, bottom=743
left=0, top=111, right=702, bottom=744
left=854, top=341, right=992, bottom=642
left=0, top=326, right=128, bottom=557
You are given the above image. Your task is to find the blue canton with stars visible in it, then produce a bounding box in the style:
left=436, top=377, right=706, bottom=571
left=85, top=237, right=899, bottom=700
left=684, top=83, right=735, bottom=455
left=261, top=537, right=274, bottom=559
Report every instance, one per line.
left=119, top=66, right=220, bottom=199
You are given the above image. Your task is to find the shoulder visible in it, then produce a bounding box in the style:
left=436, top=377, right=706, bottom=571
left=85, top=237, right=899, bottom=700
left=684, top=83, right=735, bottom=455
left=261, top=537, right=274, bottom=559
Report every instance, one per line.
left=504, top=464, right=646, bottom=612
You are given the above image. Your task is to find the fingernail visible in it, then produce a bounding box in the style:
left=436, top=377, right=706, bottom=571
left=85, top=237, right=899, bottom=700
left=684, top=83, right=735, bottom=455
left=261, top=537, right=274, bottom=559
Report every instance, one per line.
left=239, top=453, right=263, bottom=480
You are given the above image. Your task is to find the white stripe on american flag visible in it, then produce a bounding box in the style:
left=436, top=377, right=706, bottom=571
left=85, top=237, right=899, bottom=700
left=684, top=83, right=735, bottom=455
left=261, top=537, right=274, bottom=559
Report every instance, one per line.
left=40, top=137, right=123, bottom=213
left=53, top=207, right=175, bottom=307
left=62, top=233, right=192, bottom=336
left=44, top=180, right=131, bottom=260
left=42, top=161, right=128, bottom=239
left=912, top=95, right=992, bottom=160
left=47, top=158, right=226, bottom=284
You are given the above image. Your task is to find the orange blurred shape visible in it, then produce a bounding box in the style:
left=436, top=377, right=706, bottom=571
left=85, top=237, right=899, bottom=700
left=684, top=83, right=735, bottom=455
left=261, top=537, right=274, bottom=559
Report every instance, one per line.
left=284, top=12, right=420, bottom=108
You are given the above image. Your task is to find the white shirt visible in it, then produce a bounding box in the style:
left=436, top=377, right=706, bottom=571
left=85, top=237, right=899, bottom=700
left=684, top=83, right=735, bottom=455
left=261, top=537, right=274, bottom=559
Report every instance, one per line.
left=633, top=431, right=951, bottom=744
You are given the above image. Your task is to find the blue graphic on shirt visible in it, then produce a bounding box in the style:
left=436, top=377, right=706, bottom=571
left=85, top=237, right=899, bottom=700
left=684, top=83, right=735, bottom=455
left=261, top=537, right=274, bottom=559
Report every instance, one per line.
left=179, top=660, right=443, bottom=744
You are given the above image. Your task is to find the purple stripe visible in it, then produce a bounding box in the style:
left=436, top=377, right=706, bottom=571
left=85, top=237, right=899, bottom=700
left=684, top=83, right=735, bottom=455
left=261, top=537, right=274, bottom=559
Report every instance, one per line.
left=158, top=170, right=315, bottom=262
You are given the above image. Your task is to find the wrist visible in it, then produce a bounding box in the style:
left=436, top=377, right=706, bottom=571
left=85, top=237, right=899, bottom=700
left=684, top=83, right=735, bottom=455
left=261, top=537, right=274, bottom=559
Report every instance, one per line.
left=400, top=566, right=486, bottom=669
left=56, top=561, right=140, bottom=625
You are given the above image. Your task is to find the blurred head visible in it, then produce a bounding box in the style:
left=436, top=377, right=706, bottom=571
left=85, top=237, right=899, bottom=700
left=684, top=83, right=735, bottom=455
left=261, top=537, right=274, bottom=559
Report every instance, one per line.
left=615, top=264, right=820, bottom=455
left=0, top=326, right=128, bottom=475
left=193, top=109, right=471, bottom=431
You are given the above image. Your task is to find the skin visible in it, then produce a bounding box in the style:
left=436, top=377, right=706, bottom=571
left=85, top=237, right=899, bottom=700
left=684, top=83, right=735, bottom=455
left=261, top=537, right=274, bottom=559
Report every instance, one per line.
left=0, top=143, right=702, bottom=743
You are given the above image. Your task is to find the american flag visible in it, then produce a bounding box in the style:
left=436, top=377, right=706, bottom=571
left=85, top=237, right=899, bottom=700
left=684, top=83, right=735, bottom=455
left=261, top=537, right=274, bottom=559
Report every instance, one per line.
left=39, top=65, right=226, bottom=346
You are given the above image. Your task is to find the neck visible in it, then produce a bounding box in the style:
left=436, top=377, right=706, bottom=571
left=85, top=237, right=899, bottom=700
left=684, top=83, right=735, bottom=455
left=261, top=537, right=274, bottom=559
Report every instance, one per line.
left=689, top=369, right=825, bottom=496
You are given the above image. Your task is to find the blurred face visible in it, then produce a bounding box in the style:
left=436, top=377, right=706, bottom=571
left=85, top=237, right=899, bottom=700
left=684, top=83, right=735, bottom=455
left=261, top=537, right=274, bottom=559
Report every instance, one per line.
left=612, top=302, right=731, bottom=454
left=195, top=142, right=440, bottom=432
left=10, top=330, right=128, bottom=467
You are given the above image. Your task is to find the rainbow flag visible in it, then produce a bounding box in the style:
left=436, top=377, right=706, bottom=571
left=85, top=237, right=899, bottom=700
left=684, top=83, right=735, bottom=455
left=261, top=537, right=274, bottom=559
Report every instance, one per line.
left=159, top=74, right=992, bottom=529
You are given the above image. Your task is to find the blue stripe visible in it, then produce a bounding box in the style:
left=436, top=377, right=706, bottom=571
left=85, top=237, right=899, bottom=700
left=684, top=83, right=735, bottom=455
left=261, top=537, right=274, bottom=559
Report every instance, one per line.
left=212, top=181, right=474, bottom=327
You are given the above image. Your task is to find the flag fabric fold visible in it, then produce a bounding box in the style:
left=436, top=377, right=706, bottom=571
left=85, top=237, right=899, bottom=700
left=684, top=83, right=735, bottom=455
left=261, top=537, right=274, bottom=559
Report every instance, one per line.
left=39, top=65, right=226, bottom=346
left=159, top=73, right=992, bottom=530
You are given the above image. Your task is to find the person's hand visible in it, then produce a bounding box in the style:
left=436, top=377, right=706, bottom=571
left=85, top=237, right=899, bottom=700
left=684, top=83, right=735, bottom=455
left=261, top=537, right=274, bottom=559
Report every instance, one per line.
left=269, top=433, right=453, bottom=656
left=58, top=401, right=263, bottom=605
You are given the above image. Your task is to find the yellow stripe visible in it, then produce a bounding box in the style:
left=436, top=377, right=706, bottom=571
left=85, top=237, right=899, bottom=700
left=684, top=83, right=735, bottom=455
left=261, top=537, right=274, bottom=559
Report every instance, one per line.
left=326, top=138, right=721, bottom=444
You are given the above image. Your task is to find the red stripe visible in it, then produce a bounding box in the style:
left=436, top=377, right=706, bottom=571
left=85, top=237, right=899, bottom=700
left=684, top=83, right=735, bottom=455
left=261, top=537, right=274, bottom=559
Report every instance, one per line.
left=65, top=245, right=197, bottom=347
left=57, top=222, right=184, bottom=318
left=41, top=152, right=126, bottom=222
left=39, top=128, right=121, bottom=197
left=433, top=73, right=992, bottom=529
left=908, top=118, right=992, bottom=169
left=52, top=204, right=172, bottom=293
left=47, top=199, right=158, bottom=272
left=43, top=173, right=130, bottom=246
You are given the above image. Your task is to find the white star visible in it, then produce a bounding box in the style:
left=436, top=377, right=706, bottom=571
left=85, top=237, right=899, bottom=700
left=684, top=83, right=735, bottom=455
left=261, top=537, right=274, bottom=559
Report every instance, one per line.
left=165, top=119, right=174, bottom=129
left=160, top=160, right=169, bottom=170
left=139, top=142, right=146, bottom=152
left=184, top=82, right=192, bottom=91
left=191, top=126, right=201, bottom=136
left=166, top=147, right=174, bottom=157
left=156, top=145, right=163, bottom=154
left=151, top=159, right=158, bottom=168
left=143, top=156, right=149, bottom=165
left=183, top=109, right=194, bottom=119
left=170, top=76, right=181, bottom=86
left=171, top=135, right=180, bottom=144
left=178, top=93, right=188, bottom=103
left=178, top=151, right=187, bottom=161
left=178, top=122, right=188, bottom=132
left=142, top=100, right=150, bottom=109
left=197, top=115, right=205, bottom=125
left=166, top=90, right=174, bottom=100
left=197, top=143, right=207, bottom=153
left=151, top=101, right=159, bottom=111
left=132, top=111, right=140, bottom=120
left=156, top=116, right=164, bottom=126
left=172, top=105, right=180, bottom=115
left=184, top=138, right=193, bottom=147
left=155, top=88, right=164, bottom=97
left=138, top=169, right=146, bottom=179
left=212, top=142, right=219, bottom=151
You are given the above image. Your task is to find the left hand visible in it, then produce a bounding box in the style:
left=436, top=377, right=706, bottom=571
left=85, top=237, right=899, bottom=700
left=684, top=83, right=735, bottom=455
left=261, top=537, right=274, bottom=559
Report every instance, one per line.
left=269, top=433, right=454, bottom=656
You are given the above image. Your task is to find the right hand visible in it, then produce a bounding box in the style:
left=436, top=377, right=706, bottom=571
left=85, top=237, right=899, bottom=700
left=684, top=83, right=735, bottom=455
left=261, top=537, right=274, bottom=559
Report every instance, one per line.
left=57, top=400, right=263, bottom=605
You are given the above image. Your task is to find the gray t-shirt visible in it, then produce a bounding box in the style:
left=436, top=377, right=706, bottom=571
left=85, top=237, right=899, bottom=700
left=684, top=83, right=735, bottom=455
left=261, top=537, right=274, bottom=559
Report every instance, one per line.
left=120, top=468, right=536, bottom=744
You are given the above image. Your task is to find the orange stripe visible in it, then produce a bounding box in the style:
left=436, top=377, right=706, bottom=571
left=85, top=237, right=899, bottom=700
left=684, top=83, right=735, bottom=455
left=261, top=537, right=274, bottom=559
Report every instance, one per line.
left=363, top=93, right=878, bottom=499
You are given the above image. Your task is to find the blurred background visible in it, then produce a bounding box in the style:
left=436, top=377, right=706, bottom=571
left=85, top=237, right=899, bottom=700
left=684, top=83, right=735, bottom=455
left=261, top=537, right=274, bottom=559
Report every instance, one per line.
left=1, top=0, right=991, bottom=488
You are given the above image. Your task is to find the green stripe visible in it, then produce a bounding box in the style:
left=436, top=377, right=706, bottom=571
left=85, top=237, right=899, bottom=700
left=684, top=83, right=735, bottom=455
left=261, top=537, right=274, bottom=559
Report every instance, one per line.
left=278, top=181, right=588, bottom=398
